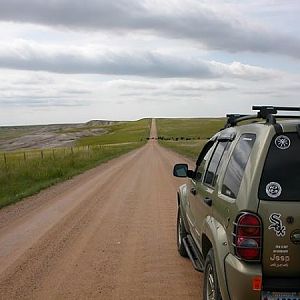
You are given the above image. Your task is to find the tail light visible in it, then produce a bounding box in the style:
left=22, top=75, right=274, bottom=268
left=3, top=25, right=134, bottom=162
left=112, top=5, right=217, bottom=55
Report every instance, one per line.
left=233, top=212, right=262, bottom=261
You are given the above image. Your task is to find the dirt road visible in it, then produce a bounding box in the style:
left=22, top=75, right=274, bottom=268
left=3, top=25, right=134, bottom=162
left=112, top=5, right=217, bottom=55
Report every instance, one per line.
left=0, top=119, right=203, bottom=299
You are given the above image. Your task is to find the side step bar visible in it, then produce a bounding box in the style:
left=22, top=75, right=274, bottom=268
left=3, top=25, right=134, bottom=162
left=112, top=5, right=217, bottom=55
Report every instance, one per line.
left=182, top=235, right=204, bottom=272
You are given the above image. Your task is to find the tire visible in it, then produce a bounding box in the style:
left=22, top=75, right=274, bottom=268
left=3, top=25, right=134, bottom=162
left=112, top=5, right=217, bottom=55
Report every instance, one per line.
left=177, top=207, right=188, bottom=257
left=203, top=249, right=222, bottom=300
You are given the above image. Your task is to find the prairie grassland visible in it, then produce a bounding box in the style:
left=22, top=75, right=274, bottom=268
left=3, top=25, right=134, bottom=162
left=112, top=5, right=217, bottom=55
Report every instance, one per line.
left=159, top=140, right=207, bottom=161
left=77, top=119, right=150, bottom=146
left=0, top=119, right=150, bottom=208
left=156, top=118, right=225, bottom=160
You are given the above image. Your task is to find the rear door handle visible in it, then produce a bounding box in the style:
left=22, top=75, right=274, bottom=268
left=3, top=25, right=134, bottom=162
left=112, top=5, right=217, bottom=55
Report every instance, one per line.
left=204, top=197, right=212, bottom=207
left=190, top=188, right=197, bottom=196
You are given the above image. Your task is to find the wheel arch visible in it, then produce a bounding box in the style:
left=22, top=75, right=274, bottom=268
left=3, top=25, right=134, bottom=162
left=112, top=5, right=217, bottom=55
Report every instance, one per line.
left=202, top=234, right=212, bottom=260
left=177, top=184, right=190, bottom=234
left=202, top=218, right=231, bottom=300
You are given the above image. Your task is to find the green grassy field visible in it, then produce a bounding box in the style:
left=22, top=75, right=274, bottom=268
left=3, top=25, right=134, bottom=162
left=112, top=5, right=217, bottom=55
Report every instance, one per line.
left=77, top=119, right=150, bottom=146
left=0, top=119, right=150, bottom=208
left=156, top=118, right=225, bottom=160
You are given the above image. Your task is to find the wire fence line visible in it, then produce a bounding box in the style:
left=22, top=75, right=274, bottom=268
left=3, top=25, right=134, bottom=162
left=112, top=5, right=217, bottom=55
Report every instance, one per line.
left=0, top=143, right=138, bottom=169
left=0, top=141, right=145, bottom=208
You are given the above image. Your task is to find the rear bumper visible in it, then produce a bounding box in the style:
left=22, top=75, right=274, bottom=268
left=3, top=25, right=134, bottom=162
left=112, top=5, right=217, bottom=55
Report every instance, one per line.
left=225, top=253, right=262, bottom=300
left=263, top=277, right=300, bottom=292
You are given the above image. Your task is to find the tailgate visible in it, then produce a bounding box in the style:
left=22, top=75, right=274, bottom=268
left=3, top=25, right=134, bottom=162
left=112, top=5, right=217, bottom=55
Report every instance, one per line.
left=258, top=201, right=300, bottom=276
left=258, top=131, right=300, bottom=277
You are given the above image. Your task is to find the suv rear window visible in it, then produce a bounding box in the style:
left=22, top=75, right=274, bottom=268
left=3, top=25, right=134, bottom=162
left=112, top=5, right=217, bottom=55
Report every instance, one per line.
left=259, top=132, right=300, bottom=201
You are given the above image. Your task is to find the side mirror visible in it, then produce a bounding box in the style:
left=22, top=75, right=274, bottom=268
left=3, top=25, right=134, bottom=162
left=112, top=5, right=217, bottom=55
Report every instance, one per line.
left=173, top=164, right=188, bottom=177
left=173, top=164, right=194, bottom=178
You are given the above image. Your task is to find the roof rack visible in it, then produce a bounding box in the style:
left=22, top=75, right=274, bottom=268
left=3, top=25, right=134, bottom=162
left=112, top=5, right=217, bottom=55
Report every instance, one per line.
left=224, top=106, right=300, bottom=128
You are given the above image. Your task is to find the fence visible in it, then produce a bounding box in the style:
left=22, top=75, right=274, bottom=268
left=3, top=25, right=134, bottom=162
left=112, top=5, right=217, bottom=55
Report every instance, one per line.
left=0, top=143, right=137, bottom=170
left=0, top=141, right=144, bottom=208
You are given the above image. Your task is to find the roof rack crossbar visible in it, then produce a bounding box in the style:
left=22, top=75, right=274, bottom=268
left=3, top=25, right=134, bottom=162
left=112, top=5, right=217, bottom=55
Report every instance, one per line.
left=273, top=115, right=300, bottom=119
left=252, top=106, right=300, bottom=119
left=252, top=106, right=300, bottom=112
left=225, top=114, right=257, bottom=128
left=224, top=106, right=300, bottom=129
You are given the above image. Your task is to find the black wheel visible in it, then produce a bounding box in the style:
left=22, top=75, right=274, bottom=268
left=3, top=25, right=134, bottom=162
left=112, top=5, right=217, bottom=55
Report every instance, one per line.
left=203, top=249, right=222, bottom=300
left=177, top=207, right=188, bottom=257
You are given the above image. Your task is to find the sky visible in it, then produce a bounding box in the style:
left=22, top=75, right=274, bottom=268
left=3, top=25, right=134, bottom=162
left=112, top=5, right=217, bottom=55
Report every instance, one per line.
left=1, top=0, right=300, bottom=125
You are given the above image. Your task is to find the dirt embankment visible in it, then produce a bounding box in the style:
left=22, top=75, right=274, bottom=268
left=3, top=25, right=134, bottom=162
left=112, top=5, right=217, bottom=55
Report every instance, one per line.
left=0, top=119, right=202, bottom=299
left=0, top=120, right=117, bottom=151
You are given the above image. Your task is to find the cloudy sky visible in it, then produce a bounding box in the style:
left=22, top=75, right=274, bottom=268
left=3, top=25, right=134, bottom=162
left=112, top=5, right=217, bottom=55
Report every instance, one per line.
left=1, top=0, right=300, bottom=125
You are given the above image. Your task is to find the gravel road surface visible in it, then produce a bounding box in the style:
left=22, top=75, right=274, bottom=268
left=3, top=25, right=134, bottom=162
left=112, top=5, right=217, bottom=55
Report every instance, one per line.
left=0, top=119, right=203, bottom=299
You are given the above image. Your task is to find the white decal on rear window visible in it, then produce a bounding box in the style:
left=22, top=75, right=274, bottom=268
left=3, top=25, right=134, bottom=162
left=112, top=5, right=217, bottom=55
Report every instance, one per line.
left=275, top=135, right=291, bottom=150
left=268, top=213, right=286, bottom=237
left=266, top=182, right=282, bottom=198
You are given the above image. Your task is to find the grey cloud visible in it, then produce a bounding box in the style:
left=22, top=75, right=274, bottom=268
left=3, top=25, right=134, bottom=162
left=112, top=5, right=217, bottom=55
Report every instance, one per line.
left=12, top=75, right=56, bottom=85
left=166, top=81, right=235, bottom=91
left=0, top=86, right=91, bottom=97
left=113, top=80, right=235, bottom=95
left=0, top=0, right=142, bottom=30
left=104, top=80, right=159, bottom=91
left=150, top=90, right=203, bottom=98
left=242, top=82, right=300, bottom=95
left=119, top=91, right=197, bottom=98
left=0, top=0, right=300, bottom=58
left=0, top=96, right=89, bottom=107
left=280, top=83, right=300, bottom=91
left=63, top=89, right=91, bottom=95
left=243, top=90, right=274, bottom=95
left=0, top=41, right=278, bottom=80
left=119, top=92, right=147, bottom=97
left=119, top=91, right=203, bottom=100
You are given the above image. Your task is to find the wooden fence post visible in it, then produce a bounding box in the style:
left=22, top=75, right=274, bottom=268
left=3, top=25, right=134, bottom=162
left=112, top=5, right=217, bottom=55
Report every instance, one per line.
left=3, top=153, right=7, bottom=168
left=41, top=150, right=44, bottom=159
left=23, top=152, right=26, bottom=161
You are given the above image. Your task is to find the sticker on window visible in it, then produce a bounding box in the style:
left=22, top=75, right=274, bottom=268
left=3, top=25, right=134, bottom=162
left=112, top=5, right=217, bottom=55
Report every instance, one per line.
left=275, top=135, right=291, bottom=150
left=266, top=182, right=282, bottom=198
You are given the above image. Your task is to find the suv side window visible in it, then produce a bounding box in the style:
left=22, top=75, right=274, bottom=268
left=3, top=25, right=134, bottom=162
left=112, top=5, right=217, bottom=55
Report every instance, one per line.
left=204, top=141, right=229, bottom=187
left=195, top=140, right=215, bottom=181
left=222, top=133, right=256, bottom=198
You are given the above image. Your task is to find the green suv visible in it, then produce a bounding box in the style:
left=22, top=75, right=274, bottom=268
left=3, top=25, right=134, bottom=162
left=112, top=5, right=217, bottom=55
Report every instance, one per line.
left=173, top=106, right=300, bottom=300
